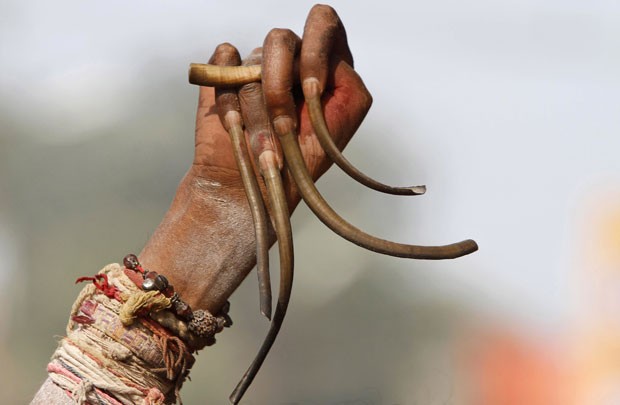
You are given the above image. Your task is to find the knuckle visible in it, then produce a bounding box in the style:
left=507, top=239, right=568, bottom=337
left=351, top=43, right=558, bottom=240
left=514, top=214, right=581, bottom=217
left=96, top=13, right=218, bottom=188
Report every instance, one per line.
left=238, top=83, right=262, bottom=103
left=265, top=92, right=295, bottom=119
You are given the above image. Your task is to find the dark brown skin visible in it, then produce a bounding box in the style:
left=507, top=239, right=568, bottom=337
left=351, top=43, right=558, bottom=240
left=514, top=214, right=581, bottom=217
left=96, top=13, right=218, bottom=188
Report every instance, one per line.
left=138, top=4, right=371, bottom=317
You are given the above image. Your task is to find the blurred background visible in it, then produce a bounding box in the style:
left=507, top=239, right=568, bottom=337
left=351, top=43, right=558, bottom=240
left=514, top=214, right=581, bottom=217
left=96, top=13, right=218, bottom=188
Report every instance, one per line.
left=1, top=0, right=619, bottom=403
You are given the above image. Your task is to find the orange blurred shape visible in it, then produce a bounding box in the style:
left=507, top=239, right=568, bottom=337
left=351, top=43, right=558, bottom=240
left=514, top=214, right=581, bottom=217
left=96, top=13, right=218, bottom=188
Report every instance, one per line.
left=462, top=331, right=576, bottom=405
left=583, top=194, right=620, bottom=271
left=597, top=208, right=620, bottom=267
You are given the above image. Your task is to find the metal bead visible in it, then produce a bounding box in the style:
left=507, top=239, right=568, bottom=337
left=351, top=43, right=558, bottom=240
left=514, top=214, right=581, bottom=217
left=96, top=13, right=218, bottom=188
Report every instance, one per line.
left=141, top=277, right=156, bottom=291
left=153, top=274, right=169, bottom=291
left=123, top=254, right=139, bottom=270
left=219, top=312, right=233, bottom=328
left=218, top=301, right=233, bottom=328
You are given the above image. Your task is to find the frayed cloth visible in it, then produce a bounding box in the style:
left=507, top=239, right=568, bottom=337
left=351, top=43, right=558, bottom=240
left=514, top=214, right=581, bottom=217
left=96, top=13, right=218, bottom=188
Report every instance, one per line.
left=48, top=263, right=194, bottom=404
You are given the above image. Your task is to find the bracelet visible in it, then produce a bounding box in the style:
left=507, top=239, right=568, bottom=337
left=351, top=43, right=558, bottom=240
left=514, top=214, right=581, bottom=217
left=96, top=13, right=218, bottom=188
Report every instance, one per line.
left=122, top=254, right=232, bottom=346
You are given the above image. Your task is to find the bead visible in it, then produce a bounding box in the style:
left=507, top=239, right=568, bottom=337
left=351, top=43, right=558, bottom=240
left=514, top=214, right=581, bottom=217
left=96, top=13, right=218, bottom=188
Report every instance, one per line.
left=153, top=274, right=169, bottom=291
left=188, top=309, right=218, bottom=338
left=170, top=292, right=180, bottom=304
left=145, top=271, right=158, bottom=279
left=142, top=278, right=157, bottom=291
left=123, top=254, right=139, bottom=270
left=162, top=285, right=174, bottom=298
left=172, top=299, right=193, bottom=321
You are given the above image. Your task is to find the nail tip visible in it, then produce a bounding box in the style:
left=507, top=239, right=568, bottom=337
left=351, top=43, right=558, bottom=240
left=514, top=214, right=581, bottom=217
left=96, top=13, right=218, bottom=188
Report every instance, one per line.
left=260, top=306, right=272, bottom=320
left=457, top=239, right=479, bottom=256
left=409, top=185, right=427, bottom=195
left=468, top=239, right=479, bottom=252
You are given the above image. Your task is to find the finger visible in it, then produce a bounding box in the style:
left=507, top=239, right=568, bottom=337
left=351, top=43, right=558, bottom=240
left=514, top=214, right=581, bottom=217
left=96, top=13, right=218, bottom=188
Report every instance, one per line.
left=300, top=4, right=353, bottom=94
left=262, top=28, right=301, bottom=132
left=231, top=46, right=294, bottom=404
left=300, top=6, right=423, bottom=195
left=238, top=48, right=283, bottom=170
left=212, top=43, right=273, bottom=320
left=261, top=29, right=308, bottom=210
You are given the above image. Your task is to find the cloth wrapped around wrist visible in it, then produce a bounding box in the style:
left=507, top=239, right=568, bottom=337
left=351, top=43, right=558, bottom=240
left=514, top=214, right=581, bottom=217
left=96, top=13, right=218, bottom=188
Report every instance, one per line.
left=46, top=260, right=231, bottom=405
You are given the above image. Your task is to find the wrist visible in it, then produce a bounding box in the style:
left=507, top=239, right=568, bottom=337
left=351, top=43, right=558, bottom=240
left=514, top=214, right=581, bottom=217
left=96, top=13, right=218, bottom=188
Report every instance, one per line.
left=139, top=168, right=262, bottom=313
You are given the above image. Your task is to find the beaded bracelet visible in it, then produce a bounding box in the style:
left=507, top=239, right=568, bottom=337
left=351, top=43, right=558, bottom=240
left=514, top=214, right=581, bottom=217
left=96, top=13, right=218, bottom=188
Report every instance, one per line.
left=122, top=254, right=232, bottom=346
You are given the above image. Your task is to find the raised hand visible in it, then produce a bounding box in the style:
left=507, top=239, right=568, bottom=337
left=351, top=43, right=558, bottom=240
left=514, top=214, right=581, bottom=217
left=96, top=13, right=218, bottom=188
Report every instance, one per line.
left=141, top=4, right=374, bottom=314
left=146, top=4, right=477, bottom=403
left=192, top=4, right=477, bottom=403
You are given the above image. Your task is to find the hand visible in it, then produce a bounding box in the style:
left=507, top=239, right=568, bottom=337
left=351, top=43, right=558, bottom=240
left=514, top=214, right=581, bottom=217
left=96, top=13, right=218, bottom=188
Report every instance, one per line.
left=191, top=4, right=372, bottom=210
left=139, top=5, right=371, bottom=312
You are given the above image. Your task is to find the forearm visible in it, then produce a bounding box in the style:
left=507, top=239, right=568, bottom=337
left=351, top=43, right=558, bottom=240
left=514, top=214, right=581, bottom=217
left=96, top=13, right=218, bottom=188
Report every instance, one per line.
left=32, top=167, right=263, bottom=405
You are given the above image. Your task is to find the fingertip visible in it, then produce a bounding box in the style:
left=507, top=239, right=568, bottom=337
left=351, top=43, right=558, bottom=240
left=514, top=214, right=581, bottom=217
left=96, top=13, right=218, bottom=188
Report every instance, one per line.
left=211, top=43, right=242, bottom=128
left=210, top=42, right=242, bottom=66
left=301, top=4, right=352, bottom=92
left=262, top=28, right=301, bottom=125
